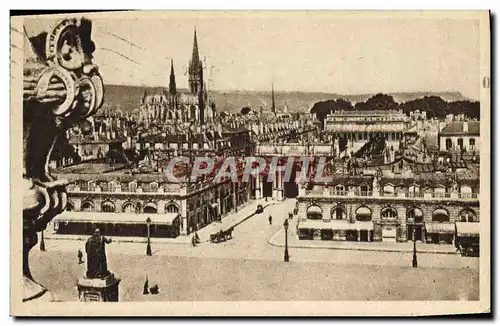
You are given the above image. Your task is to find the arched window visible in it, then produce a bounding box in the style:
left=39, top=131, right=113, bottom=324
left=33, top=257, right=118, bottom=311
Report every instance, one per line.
left=381, top=207, right=397, bottom=220
left=108, top=181, right=117, bottom=192
left=306, top=205, right=323, bottom=220
left=129, top=181, right=137, bottom=192
left=432, top=208, right=449, bottom=222
left=383, top=183, right=395, bottom=195
left=407, top=208, right=423, bottom=223
left=331, top=205, right=346, bottom=220
left=81, top=201, right=93, bottom=212
left=356, top=206, right=372, bottom=222
left=122, top=202, right=135, bottom=213
left=101, top=201, right=116, bottom=213
left=459, top=209, right=478, bottom=222
left=165, top=203, right=180, bottom=214
left=144, top=202, right=158, bottom=214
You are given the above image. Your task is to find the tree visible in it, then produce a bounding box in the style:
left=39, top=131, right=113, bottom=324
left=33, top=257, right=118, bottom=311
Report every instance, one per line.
left=310, top=98, right=354, bottom=129
left=355, top=93, right=398, bottom=111
left=240, top=107, right=251, bottom=115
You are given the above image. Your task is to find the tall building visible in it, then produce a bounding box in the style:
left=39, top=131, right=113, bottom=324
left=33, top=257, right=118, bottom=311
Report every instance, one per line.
left=139, top=28, right=214, bottom=128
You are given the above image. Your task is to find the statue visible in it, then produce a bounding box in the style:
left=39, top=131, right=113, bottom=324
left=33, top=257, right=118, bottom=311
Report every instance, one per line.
left=85, top=229, right=112, bottom=278
left=21, top=17, right=104, bottom=302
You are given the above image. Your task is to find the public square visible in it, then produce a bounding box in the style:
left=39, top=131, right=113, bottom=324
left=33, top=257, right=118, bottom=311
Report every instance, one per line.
left=31, top=199, right=480, bottom=302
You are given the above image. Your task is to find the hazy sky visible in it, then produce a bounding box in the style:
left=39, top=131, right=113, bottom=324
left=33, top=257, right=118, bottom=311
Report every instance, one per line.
left=24, top=12, right=481, bottom=99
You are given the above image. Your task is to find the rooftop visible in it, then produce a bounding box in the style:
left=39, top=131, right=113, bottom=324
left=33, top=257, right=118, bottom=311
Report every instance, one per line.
left=439, top=121, right=480, bottom=136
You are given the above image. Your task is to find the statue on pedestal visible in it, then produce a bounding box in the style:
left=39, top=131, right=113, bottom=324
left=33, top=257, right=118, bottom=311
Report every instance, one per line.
left=85, top=229, right=112, bottom=279
left=21, top=17, right=104, bottom=302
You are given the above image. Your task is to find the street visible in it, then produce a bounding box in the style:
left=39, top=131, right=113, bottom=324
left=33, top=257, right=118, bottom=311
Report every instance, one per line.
left=30, top=199, right=479, bottom=301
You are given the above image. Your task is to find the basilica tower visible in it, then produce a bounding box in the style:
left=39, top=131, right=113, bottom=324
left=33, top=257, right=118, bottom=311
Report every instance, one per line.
left=188, top=28, right=205, bottom=125
left=169, top=58, right=176, bottom=95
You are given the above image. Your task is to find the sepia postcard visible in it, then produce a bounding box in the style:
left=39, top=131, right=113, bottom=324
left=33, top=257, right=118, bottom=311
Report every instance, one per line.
left=11, top=10, right=490, bottom=316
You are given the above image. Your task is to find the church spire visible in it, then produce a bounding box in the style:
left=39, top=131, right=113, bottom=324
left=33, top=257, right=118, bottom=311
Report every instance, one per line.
left=188, top=27, right=203, bottom=95
left=169, top=58, right=176, bottom=95
left=271, top=83, right=276, bottom=114
left=191, top=27, right=200, bottom=65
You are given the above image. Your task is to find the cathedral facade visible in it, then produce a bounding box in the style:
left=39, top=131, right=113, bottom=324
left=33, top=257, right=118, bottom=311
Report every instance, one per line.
left=139, top=29, right=216, bottom=128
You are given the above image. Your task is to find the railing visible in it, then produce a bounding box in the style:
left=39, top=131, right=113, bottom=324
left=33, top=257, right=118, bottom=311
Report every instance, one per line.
left=405, top=192, right=424, bottom=198
left=330, top=190, right=348, bottom=196
left=355, top=191, right=373, bottom=197
left=459, top=193, right=478, bottom=199
left=380, top=192, right=398, bottom=197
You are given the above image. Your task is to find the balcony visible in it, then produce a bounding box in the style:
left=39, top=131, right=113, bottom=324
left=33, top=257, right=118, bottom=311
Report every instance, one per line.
left=459, top=193, right=478, bottom=199
left=405, top=192, right=424, bottom=198
left=330, top=190, right=348, bottom=196
left=355, top=191, right=373, bottom=197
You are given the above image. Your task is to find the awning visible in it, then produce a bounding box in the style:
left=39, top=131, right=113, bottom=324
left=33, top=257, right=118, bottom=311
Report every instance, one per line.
left=54, top=211, right=180, bottom=225
left=455, top=222, right=480, bottom=237
left=432, top=208, right=449, bottom=217
left=424, top=222, right=454, bottom=234
left=298, top=220, right=373, bottom=231
left=306, top=206, right=322, bottom=215
left=412, top=209, right=423, bottom=218
left=356, top=207, right=372, bottom=217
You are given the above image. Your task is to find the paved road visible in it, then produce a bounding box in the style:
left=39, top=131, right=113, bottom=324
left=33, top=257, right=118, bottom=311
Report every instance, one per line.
left=30, top=198, right=479, bottom=301
left=39, top=199, right=479, bottom=270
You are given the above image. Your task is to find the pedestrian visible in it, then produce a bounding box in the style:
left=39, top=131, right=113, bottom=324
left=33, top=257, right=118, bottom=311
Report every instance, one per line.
left=192, top=235, right=197, bottom=247
left=77, top=249, right=83, bottom=264
left=268, top=215, right=272, bottom=225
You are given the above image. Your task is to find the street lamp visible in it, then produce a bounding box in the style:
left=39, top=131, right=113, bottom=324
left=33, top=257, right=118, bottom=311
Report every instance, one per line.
left=39, top=230, right=46, bottom=251
left=412, top=227, right=418, bottom=268
left=283, top=219, right=290, bottom=262
left=146, top=217, right=152, bottom=256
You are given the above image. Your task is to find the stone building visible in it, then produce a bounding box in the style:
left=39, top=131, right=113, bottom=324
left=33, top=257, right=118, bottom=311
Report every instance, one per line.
left=295, top=160, right=480, bottom=244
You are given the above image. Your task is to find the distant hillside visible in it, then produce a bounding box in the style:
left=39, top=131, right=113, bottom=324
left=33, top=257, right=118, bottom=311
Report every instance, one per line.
left=101, top=84, right=471, bottom=114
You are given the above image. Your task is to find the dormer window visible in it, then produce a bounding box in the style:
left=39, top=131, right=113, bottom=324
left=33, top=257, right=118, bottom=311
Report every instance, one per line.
left=129, top=181, right=137, bottom=192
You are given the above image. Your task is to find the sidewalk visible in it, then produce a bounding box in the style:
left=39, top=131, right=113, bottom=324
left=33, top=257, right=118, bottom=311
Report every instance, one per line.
left=45, top=199, right=276, bottom=245
left=268, top=227, right=459, bottom=255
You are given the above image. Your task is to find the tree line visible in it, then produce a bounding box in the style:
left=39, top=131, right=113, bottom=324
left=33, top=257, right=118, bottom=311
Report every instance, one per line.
left=310, top=93, right=480, bottom=128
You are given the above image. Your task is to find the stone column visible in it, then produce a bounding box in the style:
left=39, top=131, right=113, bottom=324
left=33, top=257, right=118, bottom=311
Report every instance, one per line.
left=277, top=171, right=283, bottom=201
left=180, top=199, right=188, bottom=236
left=255, top=174, right=262, bottom=199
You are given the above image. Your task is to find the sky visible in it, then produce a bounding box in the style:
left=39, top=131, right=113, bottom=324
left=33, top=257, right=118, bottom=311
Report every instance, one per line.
left=24, top=12, right=481, bottom=100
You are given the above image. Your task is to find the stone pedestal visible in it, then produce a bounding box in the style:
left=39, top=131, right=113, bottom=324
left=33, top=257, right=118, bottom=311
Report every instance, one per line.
left=77, top=273, right=121, bottom=302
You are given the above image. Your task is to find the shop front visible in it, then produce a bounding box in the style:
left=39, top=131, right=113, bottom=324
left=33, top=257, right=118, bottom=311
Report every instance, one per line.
left=455, top=222, right=480, bottom=256
left=424, top=222, right=455, bottom=244
left=53, top=211, right=181, bottom=238
left=297, top=219, right=374, bottom=242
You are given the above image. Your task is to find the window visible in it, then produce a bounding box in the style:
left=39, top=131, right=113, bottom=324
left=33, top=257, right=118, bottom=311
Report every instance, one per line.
left=150, top=182, right=159, bottom=192
left=432, top=208, right=449, bottom=223
left=334, top=184, right=345, bottom=195
left=445, top=138, right=452, bottom=150
left=122, top=202, right=135, bottom=213
left=306, top=205, right=323, bottom=220
left=66, top=202, right=74, bottom=211
left=469, top=138, right=475, bottom=148
left=457, top=138, right=464, bottom=150
left=381, top=208, right=397, bottom=220
left=129, top=181, right=137, bottom=192
left=356, top=206, right=372, bottom=221
left=81, top=201, right=93, bottom=212
left=101, top=201, right=115, bottom=213
left=165, top=203, right=179, bottom=213
left=459, top=209, right=478, bottom=223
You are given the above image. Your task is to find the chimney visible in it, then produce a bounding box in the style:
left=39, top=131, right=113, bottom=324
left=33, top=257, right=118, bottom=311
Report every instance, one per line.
left=463, top=121, right=469, bottom=133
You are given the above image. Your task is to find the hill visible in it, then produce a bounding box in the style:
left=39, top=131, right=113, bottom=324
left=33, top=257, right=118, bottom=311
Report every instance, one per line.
left=101, top=84, right=471, bottom=114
